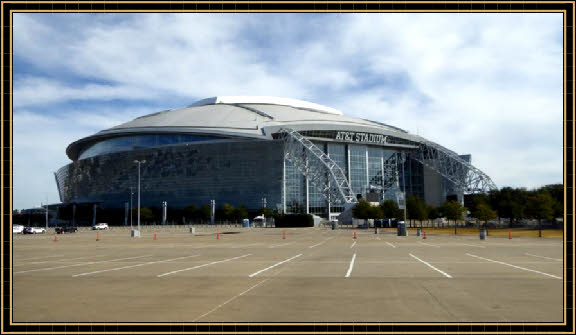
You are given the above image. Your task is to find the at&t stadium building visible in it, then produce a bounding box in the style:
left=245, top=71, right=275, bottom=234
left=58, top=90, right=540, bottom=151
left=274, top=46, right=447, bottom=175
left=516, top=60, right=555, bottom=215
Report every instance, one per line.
left=55, top=96, right=496, bottom=221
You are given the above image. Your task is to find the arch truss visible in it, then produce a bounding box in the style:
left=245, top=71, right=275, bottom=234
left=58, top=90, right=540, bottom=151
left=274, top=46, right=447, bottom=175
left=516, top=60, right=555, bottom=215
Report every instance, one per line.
left=277, top=128, right=356, bottom=204
left=409, top=139, right=497, bottom=194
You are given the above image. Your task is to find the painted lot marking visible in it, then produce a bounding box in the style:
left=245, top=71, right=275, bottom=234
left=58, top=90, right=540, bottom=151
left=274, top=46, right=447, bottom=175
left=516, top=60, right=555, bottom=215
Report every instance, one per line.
left=269, top=242, right=293, bottom=248
left=73, top=255, right=201, bottom=277
left=14, top=255, right=151, bottom=274
left=16, top=254, right=64, bottom=262
left=158, top=254, right=251, bottom=277
left=525, top=253, right=562, bottom=262
left=230, top=243, right=259, bottom=249
left=409, top=253, right=452, bottom=278
left=466, top=253, right=562, bottom=279
left=309, top=241, right=325, bottom=249
left=345, top=253, right=357, bottom=278
left=418, top=242, right=440, bottom=248
left=386, top=242, right=396, bottom=248
left=18, top=254, right=110, bottom=265
left=308, top=237, right=334, bottom=249
left=350, top=241, right=357, bottom=248
left=249, top=254, right=303, bottom=278
left=192, top=277, right=272, bottom=322
left=459, top=243, right=485, bottom=248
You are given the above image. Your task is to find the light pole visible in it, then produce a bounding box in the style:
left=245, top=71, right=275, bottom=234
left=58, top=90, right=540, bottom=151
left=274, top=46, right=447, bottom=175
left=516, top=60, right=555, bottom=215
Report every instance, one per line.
left=401, top=153, right=407, bottom=225
left=129, top=187, right=134, bottom=229
left=134, top=160, right=146, bottom=236
left=44, top=202, right=48, bottom=231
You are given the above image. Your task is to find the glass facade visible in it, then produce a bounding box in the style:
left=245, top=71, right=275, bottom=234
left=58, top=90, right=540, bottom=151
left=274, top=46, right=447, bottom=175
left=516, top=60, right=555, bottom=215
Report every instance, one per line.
left=308, top=142, right=327, bottom=215
left=78, top=134, right=223, bottom=160
left=367, top=147, right=383, bottom=190
left=349, top=144, right=368, bottom=198
left=57, top=140, right=284, bottom=210
left=284, top=159, right=307, bottom=213
left=281, top=141, right=428, bottom=217
left=327, top=143, right=347, bottom=213
left=57, top=134, right=432, bottom=218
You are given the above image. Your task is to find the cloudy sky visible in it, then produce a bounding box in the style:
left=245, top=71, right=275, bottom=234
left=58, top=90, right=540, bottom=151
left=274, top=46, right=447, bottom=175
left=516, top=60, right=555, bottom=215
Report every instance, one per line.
left=13, top=13, right=563, bottom=209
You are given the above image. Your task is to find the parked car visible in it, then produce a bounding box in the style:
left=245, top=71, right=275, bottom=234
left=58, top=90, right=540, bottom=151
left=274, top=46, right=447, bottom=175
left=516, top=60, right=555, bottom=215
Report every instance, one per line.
left=92, top=223, right=109, bottom=230
left=55, top=226, right=78, bottom=234
left=23, top=227, right=46, bottom=234
left=12, top=225, right=24, bottom=234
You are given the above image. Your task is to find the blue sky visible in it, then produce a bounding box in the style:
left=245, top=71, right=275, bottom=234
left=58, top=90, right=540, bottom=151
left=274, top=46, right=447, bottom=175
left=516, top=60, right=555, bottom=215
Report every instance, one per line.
left=13, top=13, right=563, bottom=209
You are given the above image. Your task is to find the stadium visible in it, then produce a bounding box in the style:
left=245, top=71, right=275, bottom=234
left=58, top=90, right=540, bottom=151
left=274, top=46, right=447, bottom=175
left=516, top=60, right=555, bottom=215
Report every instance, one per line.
left=54, top=96, right=496, bottom=222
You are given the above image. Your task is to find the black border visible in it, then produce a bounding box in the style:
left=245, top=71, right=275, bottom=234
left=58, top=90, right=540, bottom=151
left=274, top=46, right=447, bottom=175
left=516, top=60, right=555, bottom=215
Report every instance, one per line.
left=1, top=0, right=574, bottom=334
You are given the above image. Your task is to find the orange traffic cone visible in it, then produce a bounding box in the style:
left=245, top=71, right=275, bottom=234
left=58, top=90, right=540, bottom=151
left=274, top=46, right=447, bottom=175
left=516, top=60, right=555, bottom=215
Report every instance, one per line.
left=154, top=229, right=157, bottom=240
left=423, top=231, right=426, bottom=239
left=96, top=231, right=100, bottom=241
left=283, top=230, right=286, bottom=240
left=509, top=230, right=512, bottom=240
left=353, top=231, right=357, bottom=239
left=54, top=233, right=58, bottom=242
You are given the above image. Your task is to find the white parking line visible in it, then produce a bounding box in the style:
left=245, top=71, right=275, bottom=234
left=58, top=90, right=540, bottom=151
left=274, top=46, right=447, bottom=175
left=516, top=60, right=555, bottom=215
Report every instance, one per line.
left=73, top=255, right=201, bottom=277
left=466, top=253, right=562, bottom=279
left=230, top=243, right=259, bottom=249
left=249, top=254, right=303, bottom=278
left=14, top=255, right=152, bottom=274
left=409, top=254, right=452, bottom=278
left=418, top=242, right=440, bottom=248
left=192, top=277, right=272, bottom=322
left=308, top=237, right=334, bottom=249
left=269, top=242, right=293, bottom=248
left=525, top=253, right=562, bottom=262
left=459, top=243, right=485, bottom=248
left=15, top=254, right=64, bottom=262
left=386, top=242, right=396, bottom=248
left=17, top=254, right=110, bottom=265
left=345, top=253, right=357, bottom=278
left=158, top=254, right=251, bottom=277
left=350, top=241, right=357, bottom=248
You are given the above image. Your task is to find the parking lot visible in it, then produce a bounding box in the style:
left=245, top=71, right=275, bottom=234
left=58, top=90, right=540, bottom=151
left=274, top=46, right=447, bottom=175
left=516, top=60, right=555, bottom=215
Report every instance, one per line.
left=11, top=227, right=564, bottom=323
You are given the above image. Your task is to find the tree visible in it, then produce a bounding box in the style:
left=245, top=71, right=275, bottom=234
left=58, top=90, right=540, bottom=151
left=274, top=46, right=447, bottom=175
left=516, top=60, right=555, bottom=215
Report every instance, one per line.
left=200, top=204, right=212, bottom=220
left=539, top=184, right=563, bottom=218
left=183, top=204, right=198, bottom=221
left=139, top=207, right=155, bottom=223
left=473, top=202, right=497, bottom=229
left=427, top=205, right=442, bottom=220
left=353, top=200, right=383, bottom=228
left=221, top=203, right=235, bottom=221
left=406, top=195, right=427, bottom=227
left=367, top=205, right=384, bottom=219
left=259, top=207, right=273, bottom=218
left=496, top=187, right=527, bottom=226
left=380, top=200, right=401, bottom=219
left=352, top=200, right=372, bottom=220
left=232, top=206, right=248, bottom=221
left=525, top=193, right=555, bottom=237
left=442, top=201, right=465, bottom=226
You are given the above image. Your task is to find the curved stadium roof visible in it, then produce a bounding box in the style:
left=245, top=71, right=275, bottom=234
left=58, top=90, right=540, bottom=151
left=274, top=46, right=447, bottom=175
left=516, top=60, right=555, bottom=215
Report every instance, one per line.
left=66, top=96, right=431, bottom=160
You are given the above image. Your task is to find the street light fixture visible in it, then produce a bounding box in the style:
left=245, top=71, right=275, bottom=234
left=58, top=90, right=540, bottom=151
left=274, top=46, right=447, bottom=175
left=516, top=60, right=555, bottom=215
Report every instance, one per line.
left=134, top=160, right=146, bottom=237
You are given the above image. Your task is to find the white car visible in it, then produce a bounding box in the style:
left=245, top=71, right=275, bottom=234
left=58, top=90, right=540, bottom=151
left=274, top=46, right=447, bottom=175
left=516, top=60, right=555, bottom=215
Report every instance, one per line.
left=23, top=227, right=46, bottom=234
left=13, top=225, right=24, bottom=234
left=92, top=223, right=109, bottom=230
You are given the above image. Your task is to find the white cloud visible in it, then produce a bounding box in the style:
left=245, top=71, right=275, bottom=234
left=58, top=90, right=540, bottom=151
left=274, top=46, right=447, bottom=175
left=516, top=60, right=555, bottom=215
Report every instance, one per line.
left=12, top=13, right=563, bottom=208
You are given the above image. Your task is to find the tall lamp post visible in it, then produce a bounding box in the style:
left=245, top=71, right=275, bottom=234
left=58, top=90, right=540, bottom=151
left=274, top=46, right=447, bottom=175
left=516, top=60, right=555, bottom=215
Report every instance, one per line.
left=129, top=186, right=134, bottom=229
left=134, top=160, right=146, bottom=236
